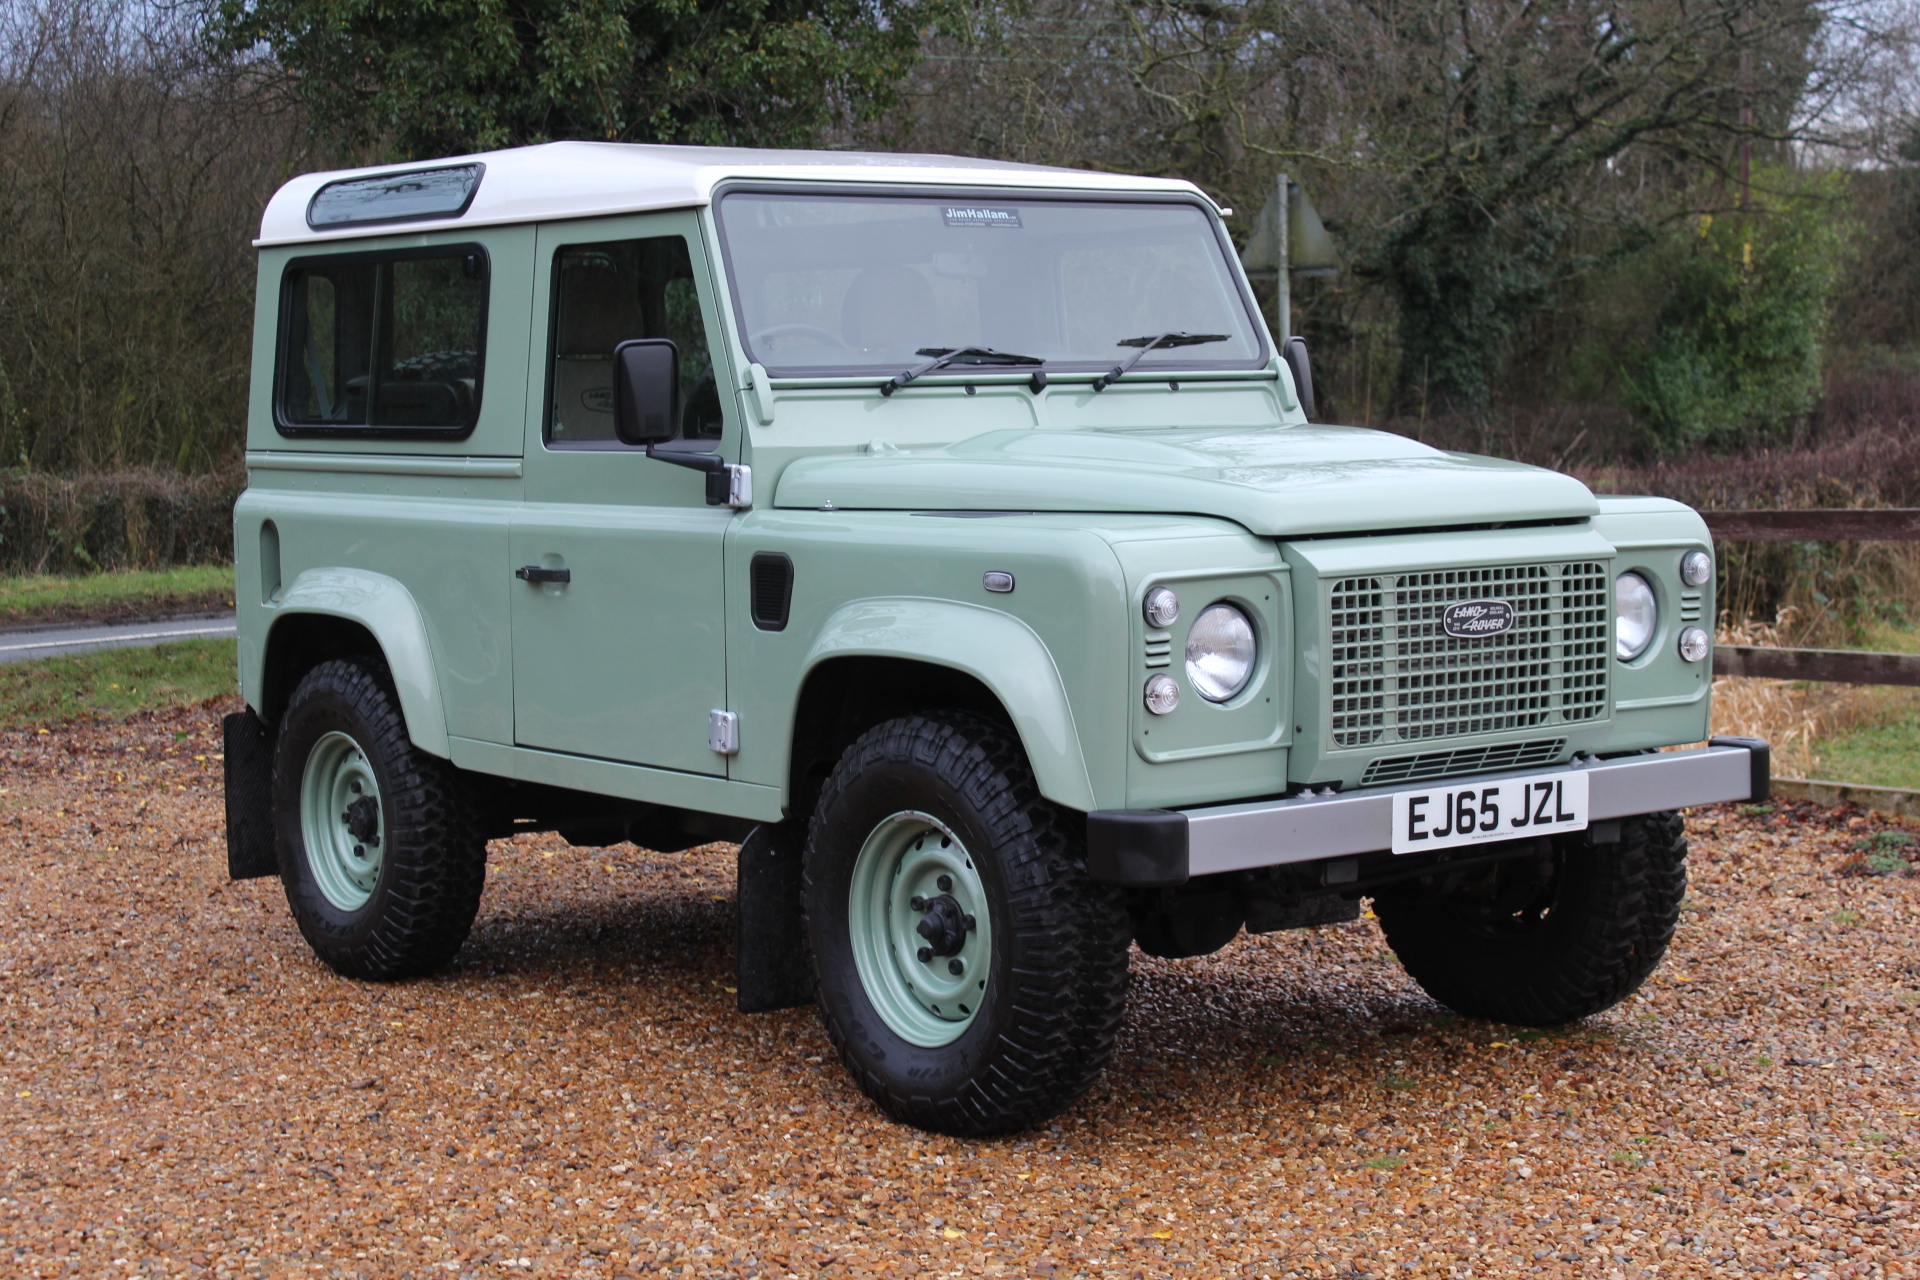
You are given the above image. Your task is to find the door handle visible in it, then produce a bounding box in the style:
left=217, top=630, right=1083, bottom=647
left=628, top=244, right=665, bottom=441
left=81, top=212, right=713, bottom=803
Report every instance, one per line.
left=515, top=565, right=571, bottom=584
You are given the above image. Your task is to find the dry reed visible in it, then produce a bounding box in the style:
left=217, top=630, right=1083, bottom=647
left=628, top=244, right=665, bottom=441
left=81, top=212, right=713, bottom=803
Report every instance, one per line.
left=1707, top=610, right=1886, bottom=779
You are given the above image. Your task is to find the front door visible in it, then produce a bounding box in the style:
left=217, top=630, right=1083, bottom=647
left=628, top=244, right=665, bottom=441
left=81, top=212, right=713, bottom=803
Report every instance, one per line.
left=510, top=211, right=735, bottom=775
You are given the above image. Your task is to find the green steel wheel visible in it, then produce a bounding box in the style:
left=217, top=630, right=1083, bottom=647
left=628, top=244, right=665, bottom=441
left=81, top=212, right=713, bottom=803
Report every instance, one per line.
left=805, top=712, right=1132, bottom=1137
left=845, top=811, right=995, bottom=1048
left=273, top=658, right=487, bottom=981
left=299, top=731, right=384, bottom=912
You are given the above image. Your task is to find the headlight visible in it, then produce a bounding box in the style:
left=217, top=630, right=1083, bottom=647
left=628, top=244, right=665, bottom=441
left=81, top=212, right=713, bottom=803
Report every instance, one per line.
left=1185, top=603, right=1257, bottom=702
left=1678, top=626, right=1710, bottom=663
left=1615, top=572, right=1658, bottom=661
left=1681, top=550, right=1712, bottom=586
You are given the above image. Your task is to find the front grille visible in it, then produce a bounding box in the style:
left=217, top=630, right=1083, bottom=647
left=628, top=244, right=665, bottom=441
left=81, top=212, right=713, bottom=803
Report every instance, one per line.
left=1327, top=561, right=1609, bottom=753
left=1359, top=738, right=1567, bottom=787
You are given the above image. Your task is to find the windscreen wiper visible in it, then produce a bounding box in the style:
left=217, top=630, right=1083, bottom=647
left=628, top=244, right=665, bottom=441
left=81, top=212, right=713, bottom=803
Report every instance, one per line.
left=880, top=346, right=1045, bottom=397
left=1093, top=332, right=1229, bottom=391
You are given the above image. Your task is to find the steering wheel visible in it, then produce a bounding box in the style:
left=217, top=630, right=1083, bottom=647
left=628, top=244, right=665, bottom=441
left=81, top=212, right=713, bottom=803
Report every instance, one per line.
left=750, top=323, right=845, bottom=350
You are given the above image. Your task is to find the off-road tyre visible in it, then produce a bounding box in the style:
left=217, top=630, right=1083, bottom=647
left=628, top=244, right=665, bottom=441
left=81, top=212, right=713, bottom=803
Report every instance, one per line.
left=1372, top=812, right=1688, bottom=1026
left=804, top=713, right=1131, bottom=1136
left=273, top=658, right=487, bottom=981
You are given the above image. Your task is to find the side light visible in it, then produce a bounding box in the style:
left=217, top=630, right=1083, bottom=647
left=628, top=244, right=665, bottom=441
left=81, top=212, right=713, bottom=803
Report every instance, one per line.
left=1144, top=674, right=1180, bottom=715
left=1681, top=550, right=1713, bottom=587
left=1144, top=587, right=1180, bottom=629
left=1678, top=627, right=1710, bottom=663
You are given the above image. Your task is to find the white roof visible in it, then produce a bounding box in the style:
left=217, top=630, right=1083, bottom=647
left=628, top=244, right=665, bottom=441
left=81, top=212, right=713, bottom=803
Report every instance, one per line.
left=256, top=141, right=1219, bottom=247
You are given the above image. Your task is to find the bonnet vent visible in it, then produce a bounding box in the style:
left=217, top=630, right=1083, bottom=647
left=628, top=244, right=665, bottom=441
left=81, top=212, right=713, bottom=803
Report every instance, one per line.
left=750, top=553, right=794, bottom=631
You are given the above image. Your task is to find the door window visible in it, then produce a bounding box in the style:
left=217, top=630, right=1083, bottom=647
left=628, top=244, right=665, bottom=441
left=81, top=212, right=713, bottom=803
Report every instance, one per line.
left=547, top=236, right=723, bottom=447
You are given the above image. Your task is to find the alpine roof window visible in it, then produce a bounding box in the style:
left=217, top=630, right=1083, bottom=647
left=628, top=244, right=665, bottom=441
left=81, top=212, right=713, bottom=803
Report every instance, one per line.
left=307, top=164, right=484, bottom=230
left=278, top=245, right=488, bottom=437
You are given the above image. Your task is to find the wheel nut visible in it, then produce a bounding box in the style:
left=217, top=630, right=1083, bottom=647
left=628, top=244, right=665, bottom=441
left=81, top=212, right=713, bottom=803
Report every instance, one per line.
left=964, top=914, right=976, bottom=931
left=910, top=895, right=927, bottom=912
left=917, top=946, right=933, bottom=963
left=937, top=874, right=953, bottom=891
left=947, top=958, right=964, bottom=976
left=354, top=845, right=365, bottom=858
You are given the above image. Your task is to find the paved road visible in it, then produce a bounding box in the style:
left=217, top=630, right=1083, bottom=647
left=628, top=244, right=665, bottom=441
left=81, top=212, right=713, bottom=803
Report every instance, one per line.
left=0, top=615, right=238, bottom=664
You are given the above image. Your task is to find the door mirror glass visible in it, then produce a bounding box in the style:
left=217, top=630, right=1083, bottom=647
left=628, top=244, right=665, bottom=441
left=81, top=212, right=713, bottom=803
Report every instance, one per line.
left=1283, top=336, right=1315, bottom=421
left=612, top=338, right=680, bottom=444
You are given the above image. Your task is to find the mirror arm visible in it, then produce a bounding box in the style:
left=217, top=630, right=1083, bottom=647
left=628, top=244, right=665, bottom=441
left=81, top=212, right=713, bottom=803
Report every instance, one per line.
left=645, top=445, right=750, bottom=508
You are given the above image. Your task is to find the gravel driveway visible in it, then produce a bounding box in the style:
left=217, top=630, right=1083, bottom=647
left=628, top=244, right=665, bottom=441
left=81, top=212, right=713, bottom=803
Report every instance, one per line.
left=1, top=701, right=1915, bottom=1278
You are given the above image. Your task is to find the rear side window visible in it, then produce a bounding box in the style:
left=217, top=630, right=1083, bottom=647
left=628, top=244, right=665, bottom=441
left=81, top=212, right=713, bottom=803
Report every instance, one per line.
left=278, top=246, right=488, bottom=437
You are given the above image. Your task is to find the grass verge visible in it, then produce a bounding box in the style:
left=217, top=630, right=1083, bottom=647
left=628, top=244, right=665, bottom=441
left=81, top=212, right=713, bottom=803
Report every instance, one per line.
left=1811, top=710, right=1920, bottom=790
left=0, top=566, right=234, bottom=629
left=0, top=640, right=237, bottom=731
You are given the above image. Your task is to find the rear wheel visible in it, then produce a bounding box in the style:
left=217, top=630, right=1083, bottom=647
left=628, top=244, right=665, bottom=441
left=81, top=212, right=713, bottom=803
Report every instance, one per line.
left=804, top=713, right=1131, bottom=1136
left=1372, top=812, right=1687, bottom=1026
left=274, top=658, right=487, bottom=980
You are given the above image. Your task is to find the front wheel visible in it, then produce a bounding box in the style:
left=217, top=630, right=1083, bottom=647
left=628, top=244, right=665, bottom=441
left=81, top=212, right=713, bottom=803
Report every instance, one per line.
left=273, top=659, right=487, bottom=981
left=1372, top=812, right=1688, bottom=1026
left=804, top=714, right=1131, bottom=1136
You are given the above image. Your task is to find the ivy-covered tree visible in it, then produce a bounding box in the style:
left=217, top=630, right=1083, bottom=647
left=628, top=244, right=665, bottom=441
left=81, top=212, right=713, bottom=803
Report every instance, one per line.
left=211, top=0, right=937, bottom=157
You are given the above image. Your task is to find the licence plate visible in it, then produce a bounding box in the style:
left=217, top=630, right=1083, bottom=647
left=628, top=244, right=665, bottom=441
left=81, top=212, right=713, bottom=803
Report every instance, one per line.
left=1390, top=772, right=1589, bottom=854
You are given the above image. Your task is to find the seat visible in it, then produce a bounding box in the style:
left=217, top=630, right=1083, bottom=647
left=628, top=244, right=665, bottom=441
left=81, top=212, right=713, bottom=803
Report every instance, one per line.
left=552, top=264, right=642, bottom=440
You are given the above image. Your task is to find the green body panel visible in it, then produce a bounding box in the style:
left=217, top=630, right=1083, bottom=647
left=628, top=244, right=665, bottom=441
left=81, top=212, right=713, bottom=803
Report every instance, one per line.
left=234, top=186, right=1719, bottom=831
left=1593, top=498, right=1715, bottom=750
left=722, top=511, right=1134, bottom=812
left=238, top=222, right=536, bottom=750
left=771, top=423, right=1599, bottom=537
left=508, top=210, right=741, bottom=775
left=245, top=226, right=536, bottom=459
left=1104, top=528, right=1293, bottom=809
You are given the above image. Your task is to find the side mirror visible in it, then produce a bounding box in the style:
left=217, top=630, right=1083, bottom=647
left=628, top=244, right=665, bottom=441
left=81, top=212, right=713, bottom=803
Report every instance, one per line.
left=1283, top=336, right=1315, bottom=421
left=612, top=338, right=680, bottom=445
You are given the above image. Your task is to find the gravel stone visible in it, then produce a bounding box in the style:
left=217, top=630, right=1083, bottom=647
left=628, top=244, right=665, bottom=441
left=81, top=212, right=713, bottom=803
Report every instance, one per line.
left=1, top=701, right=1916, bottom=1277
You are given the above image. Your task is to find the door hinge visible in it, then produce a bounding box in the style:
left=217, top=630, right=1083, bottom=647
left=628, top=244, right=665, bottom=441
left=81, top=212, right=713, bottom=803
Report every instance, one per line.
left=701, top=463, right=752, bottom=509
left=708, top=709, right=740, bottom=755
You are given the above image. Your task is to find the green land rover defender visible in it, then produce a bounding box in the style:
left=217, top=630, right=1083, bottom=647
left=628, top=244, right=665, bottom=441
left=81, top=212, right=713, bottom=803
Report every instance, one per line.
left=223, top=143, right=1768, bottom=1135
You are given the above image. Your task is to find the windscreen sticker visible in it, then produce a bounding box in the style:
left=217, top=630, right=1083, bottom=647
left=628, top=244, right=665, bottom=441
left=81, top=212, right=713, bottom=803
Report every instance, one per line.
left=943, top=205, right=1023, bottom=229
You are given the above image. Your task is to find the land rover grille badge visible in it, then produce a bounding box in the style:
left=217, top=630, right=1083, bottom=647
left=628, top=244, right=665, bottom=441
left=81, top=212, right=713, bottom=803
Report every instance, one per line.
left=1441, top=599, right=1516, bottom=639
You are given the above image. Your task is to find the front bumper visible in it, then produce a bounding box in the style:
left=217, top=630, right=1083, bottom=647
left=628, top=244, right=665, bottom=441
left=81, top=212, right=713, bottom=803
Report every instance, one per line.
left=1087, top=735, right=1769, bottom=887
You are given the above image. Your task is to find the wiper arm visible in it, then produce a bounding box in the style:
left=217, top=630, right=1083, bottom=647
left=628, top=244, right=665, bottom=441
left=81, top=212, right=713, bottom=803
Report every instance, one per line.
left=880, top=346, right=1044, bottom=397
left=1093, top=331, right=1229, bottom=391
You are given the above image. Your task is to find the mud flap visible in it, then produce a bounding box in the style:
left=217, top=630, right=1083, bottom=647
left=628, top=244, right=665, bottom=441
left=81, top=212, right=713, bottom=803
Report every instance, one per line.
left=224, top=710, right=277, bottom=880
left=736, top=821, right=813, bottom=1013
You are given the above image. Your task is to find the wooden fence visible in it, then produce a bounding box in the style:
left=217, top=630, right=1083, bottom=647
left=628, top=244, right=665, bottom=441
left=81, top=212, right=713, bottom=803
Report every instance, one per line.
left=1701, top=508, right=1920, bottom=687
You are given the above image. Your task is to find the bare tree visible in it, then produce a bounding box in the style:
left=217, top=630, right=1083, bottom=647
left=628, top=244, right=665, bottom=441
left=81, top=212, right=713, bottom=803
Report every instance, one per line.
left=0, top=0, right=323, bottom=472
left=875, top=0, right=1916, bottom=417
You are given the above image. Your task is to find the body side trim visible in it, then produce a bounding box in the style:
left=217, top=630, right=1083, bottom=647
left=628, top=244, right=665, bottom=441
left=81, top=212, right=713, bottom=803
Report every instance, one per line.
left=448, top=737, right=786, bottom=823
left=247, top=451, right=524, bottom=478
left=263, top=568, right=451, bottom=757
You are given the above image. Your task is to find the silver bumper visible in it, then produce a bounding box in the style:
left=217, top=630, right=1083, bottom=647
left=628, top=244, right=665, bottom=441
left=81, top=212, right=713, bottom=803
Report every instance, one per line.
left=1087, top=736, right=1769, bottom=887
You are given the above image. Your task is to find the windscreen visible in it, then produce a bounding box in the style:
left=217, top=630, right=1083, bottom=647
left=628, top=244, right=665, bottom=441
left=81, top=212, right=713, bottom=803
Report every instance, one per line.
left=716, top=192, right=1266, bottom=376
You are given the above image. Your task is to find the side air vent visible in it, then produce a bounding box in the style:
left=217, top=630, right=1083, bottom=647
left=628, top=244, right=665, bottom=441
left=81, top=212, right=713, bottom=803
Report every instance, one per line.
left=750, top=552, right=794, bottom=631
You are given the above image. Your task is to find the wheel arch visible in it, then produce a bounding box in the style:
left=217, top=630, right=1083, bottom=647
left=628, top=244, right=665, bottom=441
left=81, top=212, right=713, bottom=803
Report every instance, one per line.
left=250, top=568, right=450, bottom=759
left=792, top=600, right=1098, bottom=816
